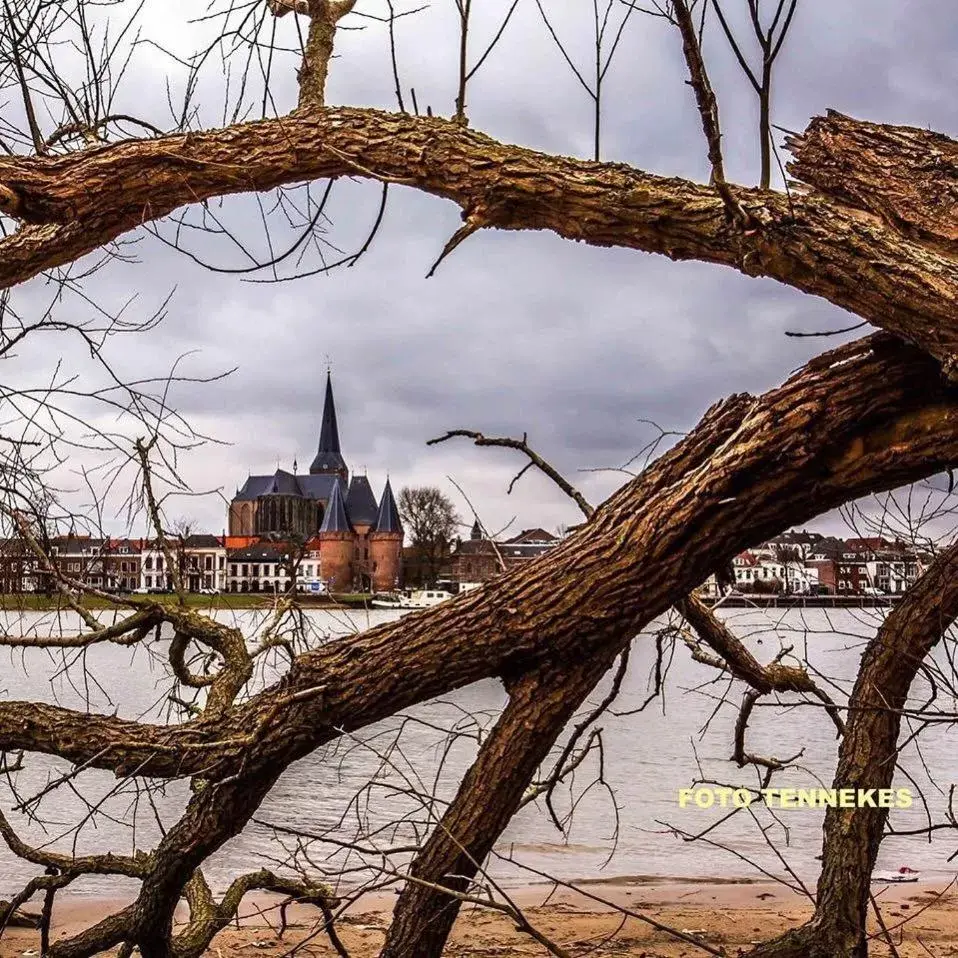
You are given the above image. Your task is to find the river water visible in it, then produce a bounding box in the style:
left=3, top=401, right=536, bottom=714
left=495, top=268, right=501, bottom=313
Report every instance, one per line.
left=1, top=605, right=956, bottom=899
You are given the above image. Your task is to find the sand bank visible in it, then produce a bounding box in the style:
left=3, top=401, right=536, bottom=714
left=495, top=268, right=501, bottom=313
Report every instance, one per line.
left=2, top=877, right=955, bottom=956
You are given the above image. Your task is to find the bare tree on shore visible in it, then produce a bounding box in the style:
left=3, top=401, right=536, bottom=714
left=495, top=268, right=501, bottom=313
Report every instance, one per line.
left=398, top=485, right=460, bottom=587
left=0, top=1, right=954, bottom=957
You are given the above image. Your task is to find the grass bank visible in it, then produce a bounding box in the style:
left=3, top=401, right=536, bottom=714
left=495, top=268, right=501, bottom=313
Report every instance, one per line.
left=0, top=593, right=376, bottom=612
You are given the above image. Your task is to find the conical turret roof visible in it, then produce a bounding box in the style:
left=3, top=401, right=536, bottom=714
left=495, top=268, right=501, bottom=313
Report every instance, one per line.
left=319, top=479, right=353, bottom=533
left=372, top=478, right=403, bottom=534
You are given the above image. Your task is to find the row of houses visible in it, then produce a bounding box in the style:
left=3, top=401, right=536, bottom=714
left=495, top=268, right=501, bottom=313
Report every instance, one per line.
left=0, top=518, right=561, bottom=597
left=0, top=533, right=390, bottom=595
left=1, top=525, right=923, bottom=599
left=439, top=523, right=561, bottom=586
left=702, top=531, right=927, bottom=597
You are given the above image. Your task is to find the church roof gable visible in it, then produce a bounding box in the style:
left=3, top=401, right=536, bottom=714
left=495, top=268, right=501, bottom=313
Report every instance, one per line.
left=295, top=473, right=339, bottom=500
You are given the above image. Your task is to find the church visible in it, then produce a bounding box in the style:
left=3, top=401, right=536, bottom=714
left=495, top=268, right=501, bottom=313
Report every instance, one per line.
left=228, top=373, right=403, bottom=592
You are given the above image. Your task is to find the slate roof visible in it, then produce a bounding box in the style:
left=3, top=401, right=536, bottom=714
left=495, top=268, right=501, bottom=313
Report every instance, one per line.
left=506, top=528, right=557, bottom=544
left=235, top=475, right=277, bottom=501
left=372, top=478, right=402, bottom=534
left=183, top=534, right=222, bottom=548
left=51, top=536, right=107, bottom=554
left=319, top=480, right=353, bottom=533
left=294, top=473, right=339, bottom=500
left=347, top=475, right=379, bottom=526
left=227, top=542, right=290, bottom=562
left=310, top=372, right=348, bottom=476
left=235, top=471, right=338, bottom=503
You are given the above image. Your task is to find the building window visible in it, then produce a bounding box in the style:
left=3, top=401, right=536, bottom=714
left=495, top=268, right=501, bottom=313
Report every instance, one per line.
left=145, top=575, right=153, bottom=587
left=145, top=557, right=153, bottom=570
left=205, top=556, right=213, bottom=571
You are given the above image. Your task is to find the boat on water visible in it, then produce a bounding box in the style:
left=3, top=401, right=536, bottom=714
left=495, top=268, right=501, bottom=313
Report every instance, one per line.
left=873, top=866, right=920, bottom=883
left=371, top=589, right=455, bottom=610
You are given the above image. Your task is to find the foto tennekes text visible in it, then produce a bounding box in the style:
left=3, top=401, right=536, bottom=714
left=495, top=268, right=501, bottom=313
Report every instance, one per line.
left=678, top=787, right=913, bottom=809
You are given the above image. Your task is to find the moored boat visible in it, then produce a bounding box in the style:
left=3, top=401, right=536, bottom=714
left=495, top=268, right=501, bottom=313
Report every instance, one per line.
left=371, top=589, right=454, bottom=609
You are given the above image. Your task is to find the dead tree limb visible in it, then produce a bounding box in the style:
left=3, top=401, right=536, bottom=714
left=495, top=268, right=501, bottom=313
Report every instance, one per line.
left=672, top=0, right=753, bottom=225
left=6, top=334, right=958, bottom=956
left=378, top=650, right=621, bottom=958
left=0, top=113, right=954, bottom=376
left=428, top=429, right=594, bottom=518
left=746, top=540, right=958, bottom=958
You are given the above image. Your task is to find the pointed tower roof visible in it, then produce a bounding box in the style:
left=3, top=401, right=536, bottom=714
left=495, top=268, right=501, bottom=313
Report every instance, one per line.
left=346, top=475, right=379, bottom=526
left=310, top=372, right=349, bottom=477
left=319, top=479, right=353, bottom=533
left=373, top=478, right=403, bottom=534
left=470, top=518, right=482, bottom=540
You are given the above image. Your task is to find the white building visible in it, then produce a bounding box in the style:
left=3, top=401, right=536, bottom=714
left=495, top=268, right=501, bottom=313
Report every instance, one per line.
left=140, top=535, right=227, bottom=592
left=732, top=552, right=819, bottom=594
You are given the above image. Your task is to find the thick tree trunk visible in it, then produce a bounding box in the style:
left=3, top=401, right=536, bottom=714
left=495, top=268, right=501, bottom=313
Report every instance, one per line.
left=3, top=336, right=958, bottom=786
left=0, top=113, right=955, bottom=372
left=788, top=110, right=958, bottom=256
left=747, top=543, right=958, bottom=958
left=20, top=336, right=958, bottom=957
left=379, top=652, right=618, bottom=958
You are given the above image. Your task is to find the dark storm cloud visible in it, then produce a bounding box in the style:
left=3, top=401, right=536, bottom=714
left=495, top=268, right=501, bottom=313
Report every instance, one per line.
left=23, top=0, right=956, bottom=536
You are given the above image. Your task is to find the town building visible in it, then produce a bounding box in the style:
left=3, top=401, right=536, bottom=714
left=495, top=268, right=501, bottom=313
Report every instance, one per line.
left=699, top=532, right=927, bottom=598
left=226, top=372, right=403, bottom=592
left=726, top=551, right=819, bottom=594
left=443, top=522, right=560, bottom=585
left=141, top=535, right=226, bottom=592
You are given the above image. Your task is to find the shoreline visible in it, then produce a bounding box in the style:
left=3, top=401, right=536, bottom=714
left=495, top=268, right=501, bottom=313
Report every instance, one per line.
left=5, top=876, right=956, bottom=956
left=0, top=593, right=379, bottom=612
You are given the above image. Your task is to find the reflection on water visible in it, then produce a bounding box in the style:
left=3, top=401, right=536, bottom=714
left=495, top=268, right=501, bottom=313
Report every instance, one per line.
left=1, top=605, right=957, bottom=898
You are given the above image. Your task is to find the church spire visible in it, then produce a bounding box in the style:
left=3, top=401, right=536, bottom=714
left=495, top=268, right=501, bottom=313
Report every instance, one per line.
left=310, top=370, right=348, bottom=480
left=319, top=370, right=340, bottom=454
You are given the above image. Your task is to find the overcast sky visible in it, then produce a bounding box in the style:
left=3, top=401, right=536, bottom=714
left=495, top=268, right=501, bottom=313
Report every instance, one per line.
left=9, top=0, right=957, bottom=541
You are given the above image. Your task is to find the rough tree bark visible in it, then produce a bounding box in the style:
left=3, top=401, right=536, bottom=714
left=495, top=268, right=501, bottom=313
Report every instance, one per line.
left=746, top=542, right=958, bottom=958
left=0, top=113, right=955, bottom=372
left=22, top=334, right=958, bottom=956
left=379, top=652, right=619, bottom=958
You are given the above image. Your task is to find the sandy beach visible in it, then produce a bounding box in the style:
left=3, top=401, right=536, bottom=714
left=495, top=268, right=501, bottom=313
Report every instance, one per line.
left=4, top=877, right=958, bottom=956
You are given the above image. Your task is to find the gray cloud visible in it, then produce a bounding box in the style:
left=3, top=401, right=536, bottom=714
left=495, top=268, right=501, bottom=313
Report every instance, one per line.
left=11, top=0, right=955, bottom=539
